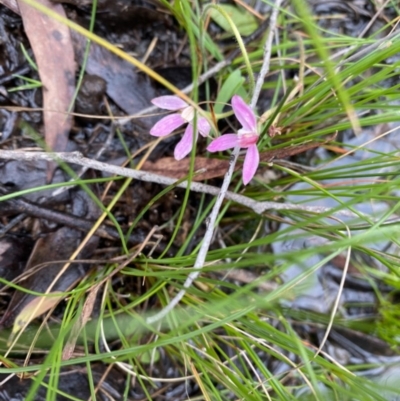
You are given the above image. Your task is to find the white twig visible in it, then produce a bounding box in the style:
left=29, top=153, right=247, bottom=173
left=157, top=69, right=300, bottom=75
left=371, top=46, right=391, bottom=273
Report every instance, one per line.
left=146, top=0, right=284, bottom=324
left=251, top=0, right=283, bottom=109
left=146, top=149, right=240, bottom=324
left=0, top=150, right=357, bottom=217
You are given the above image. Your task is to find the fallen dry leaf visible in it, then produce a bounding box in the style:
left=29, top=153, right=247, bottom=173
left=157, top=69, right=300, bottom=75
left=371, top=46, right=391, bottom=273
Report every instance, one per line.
left=0, top=236, right=33, bottom=287
left=143, top=156, right=230, bottom=181
left=17, top=0, right=75, bottom=180
left=0, top=189, right=100, bottom=332
left=0, top=226, right=94, bottom=332
left=11, top=292, right=64, bottom=336
left=0, top=158, right=68, bottom=203
left=0, top=0, right=19, bottom=13
left=142, top=139, right=331, bottom=180
left=72, top=31, right=158, bottom=130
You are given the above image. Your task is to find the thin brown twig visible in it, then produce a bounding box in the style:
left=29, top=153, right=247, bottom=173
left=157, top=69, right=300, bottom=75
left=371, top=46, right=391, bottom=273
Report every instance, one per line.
left=0, top=189, right=148, bottom=244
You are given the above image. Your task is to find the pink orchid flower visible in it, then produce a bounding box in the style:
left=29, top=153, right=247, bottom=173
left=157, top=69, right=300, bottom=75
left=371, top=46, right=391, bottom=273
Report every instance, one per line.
left=207, top=95, right=259, bottom=185
left=150, top=95, right=211, bottom=160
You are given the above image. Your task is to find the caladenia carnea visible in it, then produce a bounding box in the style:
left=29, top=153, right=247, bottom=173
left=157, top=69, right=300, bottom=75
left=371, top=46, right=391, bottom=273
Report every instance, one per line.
left=207, top=95, right=260, bottom=185
left=149, top=95, right=211, bottom=160
left=148, top=94, right=260, bottom=185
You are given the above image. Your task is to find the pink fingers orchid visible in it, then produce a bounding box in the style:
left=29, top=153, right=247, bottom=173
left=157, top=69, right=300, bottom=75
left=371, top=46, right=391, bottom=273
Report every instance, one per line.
left=207, top=95, right=260, bottom=185
left=150, top=95, right=211, bottom=160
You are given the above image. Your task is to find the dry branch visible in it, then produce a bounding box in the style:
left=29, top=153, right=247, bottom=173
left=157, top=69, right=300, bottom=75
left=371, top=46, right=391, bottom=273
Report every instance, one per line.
left=0, top=149, right=356, bottom=217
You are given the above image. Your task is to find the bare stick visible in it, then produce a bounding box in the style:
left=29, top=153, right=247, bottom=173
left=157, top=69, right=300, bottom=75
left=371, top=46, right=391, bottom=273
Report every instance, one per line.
left=251, top=0, right=282, bottom=109
left=0, top=150, right=357, bottom=217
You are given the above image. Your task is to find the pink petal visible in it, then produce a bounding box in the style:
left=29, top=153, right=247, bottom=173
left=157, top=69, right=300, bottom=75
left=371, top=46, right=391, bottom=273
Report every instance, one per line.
left=198, top=117, right=211, bottom=137
left=150, top=114, right=186, bottom=137
left=207, top=134, right=238, bottom=152
left=174, top=124, right=195, bottom=160
left=151, top=96, right=188, bottom=111
left=242, top=144, right=259, bottom=185
left=232, top=95, right=257, bottom=132
left=238, top=132, right=258, bottom=148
